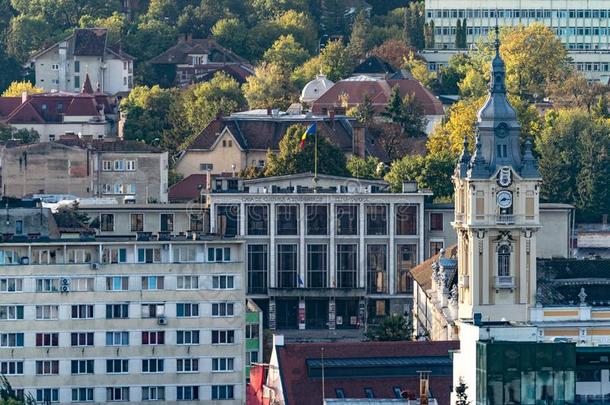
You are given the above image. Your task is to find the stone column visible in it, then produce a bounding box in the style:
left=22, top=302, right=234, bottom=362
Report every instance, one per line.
left=329, top=202, right=336, bottom=288
left=359, top=202, right=366, bottom=289
left=269, top=204, right=276, bottom=289
left=299, top=203, right=306, bottom=287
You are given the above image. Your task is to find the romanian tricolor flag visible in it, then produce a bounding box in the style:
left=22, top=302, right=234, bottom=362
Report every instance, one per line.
left=300, top=122, right=317, bottom=149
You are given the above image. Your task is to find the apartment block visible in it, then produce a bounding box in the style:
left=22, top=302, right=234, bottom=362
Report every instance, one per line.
left=0, top=201, right=248, bottom=404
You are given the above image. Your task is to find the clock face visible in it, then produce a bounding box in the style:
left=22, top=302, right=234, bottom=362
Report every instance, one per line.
left=496, top=122, right=509, bottom=138
left=497, top=191, right=513, bottom=209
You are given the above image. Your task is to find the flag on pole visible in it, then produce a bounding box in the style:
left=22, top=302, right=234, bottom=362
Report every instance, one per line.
left=300, top=122, right=317, bottom=149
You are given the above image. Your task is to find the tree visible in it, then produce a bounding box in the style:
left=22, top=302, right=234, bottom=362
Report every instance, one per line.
left=548, top=71, right=608, bottom=112
left=348, top=94, right=374, bottom=125
left=367, top=122, right=415, bottom=162
left=263, top=124, right=348, bottom=177
left=365, top=314, right=411, bottom=341
left=592, top=95, right=610, bottom=119
left=403, top=52, right=436, bottom=89
left=0, top=375, right=35, bottom=404
left=371, top=39, right=417, bottom=70
left=455, top=19, right=462, bottom=49
left=243, top=63, right=297, bottom=110
left=211, top=18, right=250, bottom=60
left=176, top=72, right=246, bottom=150
left=346, top=156, right=382, bottom=179
left=1, top=81, right=43, bottom=96
left=176, top=1, right=227, bottom=38
left=402, top=2, right=425, bottom=50
left=79, top=12, right=127, bottom=44
left=0, top=47, right=22, bottom=95
left=263, top=35, right=310, bottom=72
left=455, top=377, right=471, bottom=405
left=292, top=39, right=355, bottom=87
left=0, top=124, right=39, bottom=144
left=382, top=87, right=427, bottom=137
left=274, top=10, right=318, bottom=54
left=424, top=20, right=435, bottom=48
left=348, top=9, right=372, bottom=59
left=5, top=14, right=53, bottom=62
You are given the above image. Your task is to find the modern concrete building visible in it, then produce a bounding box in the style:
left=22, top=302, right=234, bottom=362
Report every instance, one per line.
left=0, top=200, right=248, bottom=404
left=1, top=139, right=169, bottom=203
left=207, top=173, right=430, bottom=332
left=423, top=0, right=610, bottom=82
left=29, top=28, right=134, bottom=95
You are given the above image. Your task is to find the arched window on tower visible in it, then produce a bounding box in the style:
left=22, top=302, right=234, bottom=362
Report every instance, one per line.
left=498, top=244, right=511, bottom=277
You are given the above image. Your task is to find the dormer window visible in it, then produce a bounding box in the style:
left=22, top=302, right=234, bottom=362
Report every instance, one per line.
left=190, top=54, right=208, bottom=66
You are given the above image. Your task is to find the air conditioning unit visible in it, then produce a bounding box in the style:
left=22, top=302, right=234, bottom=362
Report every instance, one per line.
left=90, top=262, right=100, bottom=270
left=157, top=316, right=167, bottom=325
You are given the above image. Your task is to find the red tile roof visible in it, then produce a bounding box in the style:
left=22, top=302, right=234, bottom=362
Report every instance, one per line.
left=168, top=174, right=208, bottom=202
left=150, top=38, right=248, bottom=65
left=311, top=78, right=444, bottom=116
left=275, top=340, right=458, bottom=405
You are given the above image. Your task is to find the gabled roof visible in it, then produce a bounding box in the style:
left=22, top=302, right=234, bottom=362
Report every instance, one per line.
left=353, top=56, right=398, bottom=75
left=410, top=245, right=457, bottom=292
left=274, top=340, right=458, bottom=405
left=150, top=38, right=248, bottom=65
left=168, top=174, right=208, bottom=202
left=311, top=78, right=444, bottom=116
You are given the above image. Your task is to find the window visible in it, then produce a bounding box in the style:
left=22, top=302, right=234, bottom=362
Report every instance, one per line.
left=396, top=245, right=416, bottom=294
left=36, top=305, right=59, bottom=320
left=0, top=250, right=18, bottom=265
left=212, top=385, right=234, bottom=400
left=138, top=247, right=161, bottom=263
left=106, top=331, right=129, bottom=346
left=177, top=276, right=198, bottom=290
left=0, top=305, right=23, bottom=320
left=177, top=303, right=199, bottom=317
left=126, top=160, right=136, bottom=171
left=1, top=333, right=24, bottom=347
left=114, top=160, right=125, bottom=171
left=336, top=388, right=346, bottom=398
left=102, top=247, right=127, bottom=263
left=396, top=205, right=417, bottom=235
left=71, top=304, right=94, bottom=319
left=366, top=205, right=387, bottom=235
left=15, top=220, right=23, bottom=235
left=126, top=184, right=136, bottom=194
left=160, top=214, right=174, bottom=232
left=52, top=63, right=59, bottom=70
left=1, top=361, right=23, bottom=375
left=216, top=205, right=239, bottom=236
left=177, top=358, right=199, bottom=373
left=142, top=359, right=164, bottom=373
left=498, top=244, right=511, bottom=277
left=37, top=389, right=59, bottom=403
left=336, top=205, right=358, bottom=235
left=106, top=304, right=129, bottom=319
left=306, top=204, right=328, bottom=235
left=131, top=213, right=143, bottom=231
left=211, top=330, right=235, bottom=344
left=247, top=244, right=268, bottom=294
left=142, top=331, right=164, bottom=345
left=212, top=358, right=234, bottom=372
left=142, top=276, right=164, bottom=290
left=106, top=276, right=129, bottom=291
left=67, top=250, right=93, bottom=264
left=74, top=60, right=80, bottom=73
left=36, top=332, right=59, bottom=347
left=71, top=332, right=94, bottom=346
left=430, top=212, right=444, bottom=231
left=70, top=277, right=94, bottom=291
left=72, top=388, right=93, bottom=402
left=277, top=244, right=298, bottom=288
left=430, top=241, right=444, bottom=257
left=247, top=350, right=259, bottom=364
left=246, top=324, right=259, bottom=339
left=36, top=360, right=59, bottom=375
left=71, top=360, right=94, bottom=374
left=307, top=244, right=328, bottom=288
left=142, top=387, right=165, bottom=401
left=208, top=247, right=231, bottom=262
left=0, top=278, right=22, bottom=292
left=141, top=303, right=165, bottom=318
left=102, top=160, right=112, bottom=171
left=276, top=205, right=298, bottom=235
left=177, top=330, right=200, bottom=345
left=190, top=213, right=204, bottom=231
left=336, top=244, right=357, bottom=288
left=106, top=359, right=129, bottom=373
left=212, top=303, right=234, bottom=317
left=367, top=245, right=387, bottom=293
left=200, top=163, right=213, bottom=171
left=107, top=387, right=129, bottom=402
left=36, top=278, right=59, bottom=292
left=173, top=246, right=196, bottom=263
left=101, top=214, right=114, bottom=231
left=177, top=386, right=199, bottom=401
left=247, top=205, right=268, bottom=235
left=364, top=388, right=375, bottom=399
left=74, top=75, right=80, bottom=88
left=213, top=275, right=234, bottom=289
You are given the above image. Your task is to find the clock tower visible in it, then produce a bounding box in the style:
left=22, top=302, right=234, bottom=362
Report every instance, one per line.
left=453, top=29, right=541, bottom=322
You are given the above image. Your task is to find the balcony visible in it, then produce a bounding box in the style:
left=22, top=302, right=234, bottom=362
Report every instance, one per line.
left=494, top=276, right=515, bottom=289
left=496, top=214, right=515, bottom=225
left=458, top=275, right=469, bottom=288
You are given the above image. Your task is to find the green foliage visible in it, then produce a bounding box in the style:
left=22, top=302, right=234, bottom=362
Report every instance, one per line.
left=347, top=9, right=372, bottom=59
left=263, top=124, right=348, bottom=177
left=292, top=39, right=355, bottom=87
left=365, top=314, right=411, bottom=341
left=348, top=94, right=375, bottom=125
left=0, top=374, right=35, bottom=404
left=346, top=156, right=383, bottom=179
left=263, top=35, right=310, bottom=72
left=383, top=87, right=427, bottom=137
left=0, top=123, right=39, bottom=144
left=243, top=63, right=297, bottom=110
left=402, top=2, right=425, bottom=50
left=212, top=18, right=250, bottom=60
left=455, top=377, right=471, bottom=405
left=5, top=14, right=53, bottom=62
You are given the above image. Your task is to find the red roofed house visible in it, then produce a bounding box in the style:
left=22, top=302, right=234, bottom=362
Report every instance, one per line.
left=0, top=75, right=117, bottom=142
left=310, top=76, right=445, bottom=134
left=264, top=336, right=458, bottom=405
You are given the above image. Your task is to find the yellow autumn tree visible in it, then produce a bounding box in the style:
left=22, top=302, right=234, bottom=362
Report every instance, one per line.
left=2, top=81, right=44, bottom=97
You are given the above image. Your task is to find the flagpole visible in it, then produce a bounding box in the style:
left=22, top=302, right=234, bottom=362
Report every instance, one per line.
left=313, top=124, right=319, bottom=190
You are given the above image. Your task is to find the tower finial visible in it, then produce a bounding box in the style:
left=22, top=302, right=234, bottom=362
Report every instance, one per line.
left=494, top=9, right=500, bottom=56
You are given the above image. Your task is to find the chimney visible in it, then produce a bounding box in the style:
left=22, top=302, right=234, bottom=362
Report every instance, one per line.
left=266, top=107, right=272, bottom=116
left=186, top=33, right=193, bottom=42
left=273, top=334, right=284, bottom=347
left=352, top=124, right=365, bottom=158
left=21, top=91, right=28, bottom=104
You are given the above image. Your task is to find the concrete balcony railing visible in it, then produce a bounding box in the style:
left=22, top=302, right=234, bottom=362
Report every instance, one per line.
left=494, top=276, right=515, bottom=289
left=496, top=214, right=515, bottom=225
